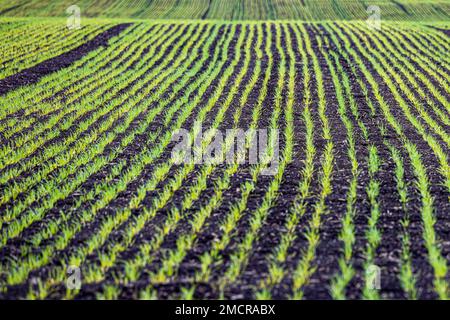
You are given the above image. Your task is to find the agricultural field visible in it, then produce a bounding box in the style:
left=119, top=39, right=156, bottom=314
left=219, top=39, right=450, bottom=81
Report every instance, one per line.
left=0, top=0, right=449, bottom=21
left=0, top=0, right=449, bottom=301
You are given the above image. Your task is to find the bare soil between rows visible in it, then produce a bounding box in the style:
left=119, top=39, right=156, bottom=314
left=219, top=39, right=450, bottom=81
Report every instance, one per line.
left=0, top=23, right=132, bottom=96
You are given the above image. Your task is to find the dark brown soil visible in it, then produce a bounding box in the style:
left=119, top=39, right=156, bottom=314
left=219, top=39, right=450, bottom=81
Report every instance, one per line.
left=0, top=23, right=132, bottom=96
left=429, top=26, right=450, bottom=37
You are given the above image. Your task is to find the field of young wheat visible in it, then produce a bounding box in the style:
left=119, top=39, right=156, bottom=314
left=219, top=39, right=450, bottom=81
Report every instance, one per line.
left=0, top=0, right=449, bottom=300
